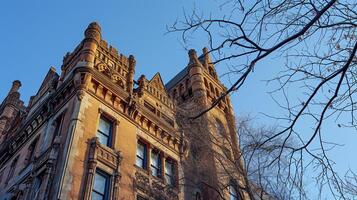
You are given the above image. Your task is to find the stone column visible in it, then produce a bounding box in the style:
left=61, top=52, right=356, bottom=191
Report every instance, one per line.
left=112, top=151, right=122, bottom=199
left=83, top=138, right=99, bottom=200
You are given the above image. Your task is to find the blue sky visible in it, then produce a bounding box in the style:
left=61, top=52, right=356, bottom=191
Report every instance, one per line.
left=0, top=0, right=355, bottom=199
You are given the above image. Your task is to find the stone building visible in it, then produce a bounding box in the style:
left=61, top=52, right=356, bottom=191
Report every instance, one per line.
left=0, top=22, right=248, bottom=200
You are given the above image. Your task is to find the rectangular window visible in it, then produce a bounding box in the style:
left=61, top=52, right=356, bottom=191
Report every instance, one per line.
left=92, top=170, right=110, bottom=200
left=150, top=150, right=161, bottom=177
left=136, top=141, right=147, bottom=169
left=97, top=116, right=113, bottom=147
left=165, top=159, right=175, bottom=186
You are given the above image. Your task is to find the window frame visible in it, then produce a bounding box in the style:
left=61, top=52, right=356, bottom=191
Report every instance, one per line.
left=92, top=169, right=111, bottom=200
left=150, top=149, right=162, bottom=178
left=164, top=158, right=176, bottom=186
left=136, top=140, right=148, bottom=170
left=97, top=115, right=114, bottom=147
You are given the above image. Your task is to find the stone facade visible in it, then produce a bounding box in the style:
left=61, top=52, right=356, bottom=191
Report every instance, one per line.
left=0, top=22, right=248, bottom=200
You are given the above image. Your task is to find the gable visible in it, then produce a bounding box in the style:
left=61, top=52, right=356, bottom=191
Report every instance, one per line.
left=148, top=73, right=167, bottom=94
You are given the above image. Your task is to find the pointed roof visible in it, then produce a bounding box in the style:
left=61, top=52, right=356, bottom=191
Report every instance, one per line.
left=148, top=72, right=167, bottom=92
left=36, top=67, right=58, bottom=97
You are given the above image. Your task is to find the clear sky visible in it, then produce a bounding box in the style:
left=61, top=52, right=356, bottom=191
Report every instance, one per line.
left=0, top=0, right=355, bottom=199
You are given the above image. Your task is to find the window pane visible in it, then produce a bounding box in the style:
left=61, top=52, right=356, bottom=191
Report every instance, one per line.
left=165, top=161, right=173, bottom=175
left=137, top=143, right=145, bottom=158
left=97, top=132, right=109, bottom=146
left=99, top=117, right=111, bottom=135
left=93, top=173, right=107, bottom=194
left=152, top=167, right=159, bottom=177
left=165, top=174, right=173, bottom=185
left=136, top=157, right=144, bottom=168
left=151, top=152, right=159, bottom=167
left=91, top=192, right=104, bottom=200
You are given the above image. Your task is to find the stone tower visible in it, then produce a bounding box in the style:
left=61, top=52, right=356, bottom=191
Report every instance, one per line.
left=166, top=48, right=246, bottom=200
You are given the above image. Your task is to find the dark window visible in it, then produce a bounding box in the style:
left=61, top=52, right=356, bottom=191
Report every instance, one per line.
left=165, top=159, right=175, bottom=186
left=151, top=150, right=161, bottom=177
left=195, top=192, right=202, bottom=200
left=136, top=141, right=147, bottom=169
left=92, top=170, right=111, bottom=200
left=54, top=114, right=64, bottom=136
left=97, top=116, right=113, bottom=147
left=25, top=138, right=39, bottom=165
left=188, top=87, right=193, bottom=97
left=6, top=156, right=18, bottom=184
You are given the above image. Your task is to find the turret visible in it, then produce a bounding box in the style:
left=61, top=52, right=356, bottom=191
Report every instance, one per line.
left=8, top=80, right=21, bottom=94
left=188, top=49, right=206, bottom=105
left=0, top=80, right=25, bottom=143
left=81, top=22, right=102, bottom=63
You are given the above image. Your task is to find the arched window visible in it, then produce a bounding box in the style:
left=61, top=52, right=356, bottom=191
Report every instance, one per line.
left=208, top=66, right=214, bottom=76
left=209, top=83, right=214, bottom=93
left=179, top=84, right=184, bottom=95
left=173, top=89, right=177, bottom=98
left=195, top=191, right=202, bottom=200
left=185, top=79, right=190, bottom=89
left=204, top=78, right=208, bottom=87
left=215, top=88, right=219, bottom=97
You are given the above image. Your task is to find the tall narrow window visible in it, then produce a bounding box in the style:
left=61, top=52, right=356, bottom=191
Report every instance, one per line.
left=97, top=116, right=113, bottom=147
left=25, top=138, right=39, bottom=165
left=92, top=170, right=110, bottom=200
left=136, top=141, right=147, bottom=169
left=150, top=150, right=161, bottom=177
left=6, top=156, right=18, bottom=184
left=229, top=185, right=240, bottom=200
left=165, top=159, right=175, bottom=186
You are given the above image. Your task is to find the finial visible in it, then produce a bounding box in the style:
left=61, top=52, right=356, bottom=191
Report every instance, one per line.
left=84, top=21, right=101, bottom=42
left=9, top=80, right=21, bottom=94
